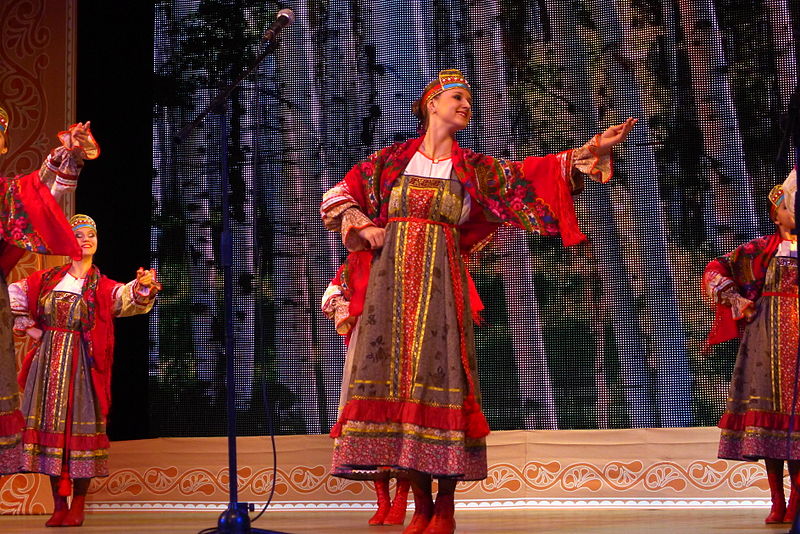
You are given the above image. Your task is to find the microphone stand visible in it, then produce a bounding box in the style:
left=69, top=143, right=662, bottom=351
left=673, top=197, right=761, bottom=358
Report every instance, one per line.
left=174, top=37, right=289, bottom=534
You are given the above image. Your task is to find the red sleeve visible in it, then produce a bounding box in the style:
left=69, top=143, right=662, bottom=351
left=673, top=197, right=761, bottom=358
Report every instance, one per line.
left=0, top=171, right=81, bottom=275
left=522, top=153, right=585, bottom=246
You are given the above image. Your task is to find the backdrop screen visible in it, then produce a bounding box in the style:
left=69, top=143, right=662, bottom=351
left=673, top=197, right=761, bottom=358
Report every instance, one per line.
left=150, top=0, right=798, bottom=436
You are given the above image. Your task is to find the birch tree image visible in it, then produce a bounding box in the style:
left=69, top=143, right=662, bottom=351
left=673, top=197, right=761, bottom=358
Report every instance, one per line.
left=152, top=0, right=279, bottom=432
left=151, top=0, right=225, bottom=434
left=314, top=0, right=368, bottom=430
left=536, top=0, right=658, bottom=428
left=586, top=0, right=693, bottom=426
left=720, top=0, right=796, bottom=221
left=360, top=0, right=432, bottom=148
left=148, top=0, right=796, bottom=436
left=764, top=0, right=798, bottom=117
left=465, top=0, right=559, bottom=430
left=264, top=1, right=334, bottom=434
left=675, top=0, right=759, bottom=254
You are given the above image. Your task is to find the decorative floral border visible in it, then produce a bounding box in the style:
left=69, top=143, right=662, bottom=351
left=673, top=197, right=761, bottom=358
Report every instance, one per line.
left=79, top=459, right=770, bottom=499
left=1, top=457, right=775, bottom=514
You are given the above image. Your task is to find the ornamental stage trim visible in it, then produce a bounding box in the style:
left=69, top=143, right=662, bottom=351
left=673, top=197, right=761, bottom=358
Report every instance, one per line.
left=0, top=428, right=777, bottom=514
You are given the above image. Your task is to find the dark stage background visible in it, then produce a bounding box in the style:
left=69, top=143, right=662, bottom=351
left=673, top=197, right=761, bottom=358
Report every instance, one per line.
left=81, top=1, right=799, bottom=440
left=75, top=2, right=154, bottom=440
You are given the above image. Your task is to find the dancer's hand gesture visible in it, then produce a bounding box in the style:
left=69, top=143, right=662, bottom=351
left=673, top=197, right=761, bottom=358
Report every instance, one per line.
left=595, top=118, right=638, bottom=155
left=136, top=267, right=162, bottom=291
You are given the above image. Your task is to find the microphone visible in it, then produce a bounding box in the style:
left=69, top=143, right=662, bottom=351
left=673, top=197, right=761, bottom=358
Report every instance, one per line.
left=261, top=8, right=295, bottom=43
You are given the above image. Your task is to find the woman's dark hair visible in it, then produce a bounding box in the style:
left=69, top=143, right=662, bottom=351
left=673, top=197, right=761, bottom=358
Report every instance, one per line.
left=411, top=78, right=441, bottom=134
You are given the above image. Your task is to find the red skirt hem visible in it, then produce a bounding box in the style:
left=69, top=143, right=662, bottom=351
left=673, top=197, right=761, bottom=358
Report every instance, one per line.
left=719, top=410, right=800, bottom=432
left=22, top=428, right=109, bottom=450
left=330, top=398, right=489, bottom=439
left=0, top=410, right=24, bottom=435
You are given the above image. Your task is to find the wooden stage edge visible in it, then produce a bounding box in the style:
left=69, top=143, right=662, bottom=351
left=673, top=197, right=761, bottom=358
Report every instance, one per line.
left=0, top=427, right=783, bottom=515
left=0, top=509, right=790, bottom=534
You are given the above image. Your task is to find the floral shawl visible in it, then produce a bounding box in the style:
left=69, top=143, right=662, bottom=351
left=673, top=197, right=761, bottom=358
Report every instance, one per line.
left=321, top=135, right=600, bottom=322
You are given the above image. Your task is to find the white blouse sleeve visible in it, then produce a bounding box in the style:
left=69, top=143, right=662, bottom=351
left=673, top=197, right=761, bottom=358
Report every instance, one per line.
left=8, top=279, right=36, bottom=334
left=111, top=279, right=157, bottom=317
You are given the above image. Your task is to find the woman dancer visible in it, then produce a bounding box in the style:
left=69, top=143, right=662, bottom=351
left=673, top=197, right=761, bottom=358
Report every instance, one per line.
left=321, top=69, right=635, bottom=534
left=10, top=214, right=160, bottom=527
left=0, top=106, right=95, bottom=475
left=704, top=169, right=798, bottom=524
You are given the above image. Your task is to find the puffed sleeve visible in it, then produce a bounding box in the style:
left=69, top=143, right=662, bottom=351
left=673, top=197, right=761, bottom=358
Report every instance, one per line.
left=321, top=153, right=384, bottom=252
left=321, top=282, right=354, bottom=336
left=0, top=171, right=81, bottom=260
left=321, top=178, right=375, bottom=252
left=111, top=279, right=158, bottom=317
left=571, top=134, right=613, bottom=186
left=38, top=146, right=84, bottom=201
left=8, top=279, right=36, bottom=334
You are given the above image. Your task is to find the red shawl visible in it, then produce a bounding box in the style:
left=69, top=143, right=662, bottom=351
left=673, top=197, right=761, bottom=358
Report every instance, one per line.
left=18, top=264, right=119, bottom=419
left=0, top=171, right=81, bottom=276
left=335, top=136, right=584, bottom=325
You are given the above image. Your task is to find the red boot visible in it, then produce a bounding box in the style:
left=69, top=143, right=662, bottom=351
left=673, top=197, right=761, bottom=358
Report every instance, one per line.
left=402, top=484, right=433, bottom=534
left=368, top=479, right=391, bottom=526
left=786, top=486, right=799, bottom=524
left=45, top=476, right=69, bottom=527
left=383, top=479, right=411, bottom=525
left=45, top=497, right=69, bottom=527
left=423, top=493, right=455, bottom=534
left=62, top=478, right=89, bottom=527
left=765, top=459, right=787, bottom=524
left=61, top=495, right=86, bottom=527
left=785, top=461, right=800, bottom=523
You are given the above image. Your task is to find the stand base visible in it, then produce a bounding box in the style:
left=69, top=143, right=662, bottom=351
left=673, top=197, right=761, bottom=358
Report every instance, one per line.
left=201, top=503, right=291, bottom=534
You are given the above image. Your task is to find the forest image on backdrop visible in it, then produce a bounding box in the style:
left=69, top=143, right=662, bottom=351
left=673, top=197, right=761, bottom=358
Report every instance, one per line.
left=150, top=0, right=798, bottom=437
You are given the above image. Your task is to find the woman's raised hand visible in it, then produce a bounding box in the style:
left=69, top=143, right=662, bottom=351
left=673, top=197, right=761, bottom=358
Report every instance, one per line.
left=69, top=122, right=92, bottom=148
left=136, top=267, right=162, bottom=291
left=595, top=117, right=638, bottom=155
left=61, top=121, right=100, bottom=159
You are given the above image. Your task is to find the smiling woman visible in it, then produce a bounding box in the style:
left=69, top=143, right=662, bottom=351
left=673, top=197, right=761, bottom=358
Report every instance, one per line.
left=704, top=170, right=798, bottom=525
left=74, top=225, right=98, bottom=257
left=7, top=214, right=161, bottom=527
left=0, top=106, right=92, bottom=481
left=320, top=68, right=636, bottom=534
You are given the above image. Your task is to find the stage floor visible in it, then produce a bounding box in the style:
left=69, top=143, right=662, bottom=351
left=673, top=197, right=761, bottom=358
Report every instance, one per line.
left=0, top=508, right=793, bottom=534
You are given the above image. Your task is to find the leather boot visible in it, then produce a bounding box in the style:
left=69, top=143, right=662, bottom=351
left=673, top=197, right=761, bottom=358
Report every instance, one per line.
left=765, top=458, right=787, bottom=524
left=383, top=478, right=411, bottom=525
left=402, top=484, right=433, bottom=534
left=62, top=478, right=90, bottom=527
left=423, top=493, right=455, bottom=534
left=785, top=486, right=799, bottom=524
left=368, top=479, right=392, bottom=526
left=785, top=461, right=800, bottom=523
left=45, top=477, right=69, bottom=527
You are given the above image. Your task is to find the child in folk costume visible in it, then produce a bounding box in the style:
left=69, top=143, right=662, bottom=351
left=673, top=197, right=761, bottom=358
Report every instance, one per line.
left=0, top=106, right=97, bottom=475
left=704, top=169, right=798, bottom=524
left=321, top=69, right=635, bottom=534
left=10, top=214, right=160, bottom=527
